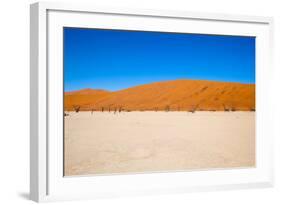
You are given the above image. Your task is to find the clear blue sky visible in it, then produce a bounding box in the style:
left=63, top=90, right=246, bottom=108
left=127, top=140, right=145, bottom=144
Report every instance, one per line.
left=64, top=27, right=255, bottom=92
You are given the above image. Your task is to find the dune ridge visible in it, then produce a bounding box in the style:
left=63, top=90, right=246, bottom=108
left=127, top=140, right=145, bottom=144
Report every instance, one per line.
left=64, top=79, right=255, bottom=111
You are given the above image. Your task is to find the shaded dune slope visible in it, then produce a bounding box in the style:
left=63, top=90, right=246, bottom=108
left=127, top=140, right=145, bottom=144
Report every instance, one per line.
left=64, top=80, right=255, bottom=111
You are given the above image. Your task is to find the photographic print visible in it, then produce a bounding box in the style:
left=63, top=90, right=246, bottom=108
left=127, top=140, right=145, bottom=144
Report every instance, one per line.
left=63, top=28, right=255, bottom=176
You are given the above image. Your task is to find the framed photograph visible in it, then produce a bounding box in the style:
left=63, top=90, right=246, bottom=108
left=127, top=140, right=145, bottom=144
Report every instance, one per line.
left=30, top=2, right=274, bottom=202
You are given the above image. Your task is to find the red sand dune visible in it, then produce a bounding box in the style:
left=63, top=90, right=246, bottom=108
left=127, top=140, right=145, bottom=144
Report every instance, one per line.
left=64, top=79, right=255, bottom=111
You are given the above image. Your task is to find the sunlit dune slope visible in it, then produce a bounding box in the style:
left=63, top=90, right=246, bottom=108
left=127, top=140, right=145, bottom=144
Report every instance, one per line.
left=64, top=80, right=255, bottom=111
left=64, top=88, right=110, bottom=111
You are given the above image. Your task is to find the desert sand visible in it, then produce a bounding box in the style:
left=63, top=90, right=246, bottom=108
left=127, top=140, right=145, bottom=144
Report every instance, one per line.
left=64, top=79, right=255, bottom=112
left=64, top=111, right=255, bottom=176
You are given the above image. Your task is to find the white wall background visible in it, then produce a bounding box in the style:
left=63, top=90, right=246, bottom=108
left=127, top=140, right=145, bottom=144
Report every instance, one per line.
left=0, top=0, right=280, bottom=204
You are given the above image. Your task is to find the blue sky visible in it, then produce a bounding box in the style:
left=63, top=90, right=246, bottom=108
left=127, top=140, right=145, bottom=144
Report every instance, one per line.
left=64, top=27, right=255, bottom=92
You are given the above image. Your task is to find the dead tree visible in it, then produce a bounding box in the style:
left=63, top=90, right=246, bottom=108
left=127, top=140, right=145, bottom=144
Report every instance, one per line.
left=101, top=107, right=104, bottom=112
left=114, top=107, right=117, bottom=114
left=229, top=102, right=236, bottom=112
left=191, top=106, right=196, bottom=113
left=73, top=105, right=80, bottom=113
left=190, top=104, right=199, bottom=113
left=222, top=104, right=230, bottom=112
left=165, top=105, right=170, bottom=112
left=118, top=106, right=122, bottom=113
left=155, top=107, right=158, bottom=112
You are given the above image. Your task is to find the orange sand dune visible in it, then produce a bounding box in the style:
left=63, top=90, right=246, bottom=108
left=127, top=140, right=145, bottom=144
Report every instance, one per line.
left=64, top=79, right=255, bottom=111
left=64, top=88, right=110, bottom=111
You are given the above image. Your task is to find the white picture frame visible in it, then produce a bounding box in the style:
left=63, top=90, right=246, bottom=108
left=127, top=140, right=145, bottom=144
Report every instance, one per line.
left=30, top=1, right=274, bottom=202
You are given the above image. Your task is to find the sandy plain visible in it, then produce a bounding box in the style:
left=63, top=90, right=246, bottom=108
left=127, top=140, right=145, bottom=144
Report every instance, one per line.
left=64, top=111, right=255, bottom=176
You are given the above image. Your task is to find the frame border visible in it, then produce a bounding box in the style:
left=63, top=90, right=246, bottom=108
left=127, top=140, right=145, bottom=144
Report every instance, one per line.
left=30, top=1, right=274, bottom=202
